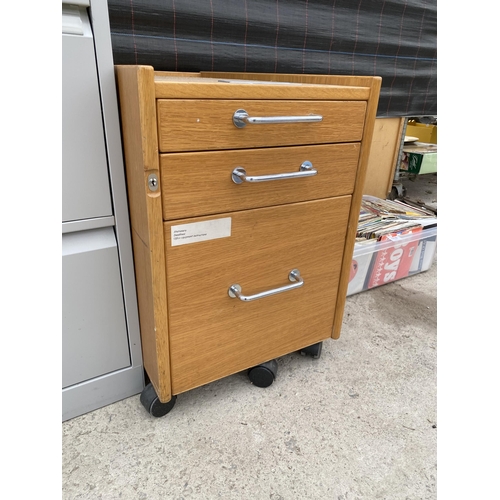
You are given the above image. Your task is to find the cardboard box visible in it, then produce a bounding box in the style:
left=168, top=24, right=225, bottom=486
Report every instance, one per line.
left=400, top=142, right=437, bottom=175
left=406, top=122, right=437, bottom=144
left=347, top=225, right=437, bottom=296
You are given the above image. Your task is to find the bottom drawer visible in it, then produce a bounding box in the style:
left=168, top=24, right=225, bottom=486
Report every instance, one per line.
left=164, top=196, right=351, bottom=395
left=62, top=227, right=131, bottom=388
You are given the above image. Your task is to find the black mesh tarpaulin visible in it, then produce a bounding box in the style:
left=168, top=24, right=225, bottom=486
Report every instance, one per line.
left=107, top=0, right=437, bottom=117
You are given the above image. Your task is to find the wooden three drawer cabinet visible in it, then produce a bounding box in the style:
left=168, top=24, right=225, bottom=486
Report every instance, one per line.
left=115, top=66, right=381, bottom=417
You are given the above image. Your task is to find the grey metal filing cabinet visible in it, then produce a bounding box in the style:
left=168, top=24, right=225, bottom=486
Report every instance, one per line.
left=62, top=0, right=144, bottom=421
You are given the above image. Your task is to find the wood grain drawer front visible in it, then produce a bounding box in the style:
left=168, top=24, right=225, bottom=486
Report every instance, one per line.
left=160, top=143, right=360, bottom=220
left=164, top=196, right=351, bottom=395
left=157, top=99, right=367, bottom=152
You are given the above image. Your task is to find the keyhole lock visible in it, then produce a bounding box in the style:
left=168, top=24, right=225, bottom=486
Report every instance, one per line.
left=148, top=173, right=159, bottom=192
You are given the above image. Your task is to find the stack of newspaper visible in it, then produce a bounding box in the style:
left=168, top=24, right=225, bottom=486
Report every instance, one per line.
left=356, top=196, right=437, bottom=241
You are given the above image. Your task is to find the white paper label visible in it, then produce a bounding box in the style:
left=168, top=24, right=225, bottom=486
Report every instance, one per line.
left=171, top=218, right=232, bottom=246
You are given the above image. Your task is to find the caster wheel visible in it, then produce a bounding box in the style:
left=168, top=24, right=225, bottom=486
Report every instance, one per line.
left=248, top=359, right=278, bottom=388
left=140, top=383, right=177, bottom=417
left=300, top=341, right=323, bottom=359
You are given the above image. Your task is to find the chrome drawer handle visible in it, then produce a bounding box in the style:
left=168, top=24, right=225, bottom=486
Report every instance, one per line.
left=228, top=269, right=303, bottom=302
left=232, top=161, right=317, bottom=184
left=233, top=109, right=323, bottom=128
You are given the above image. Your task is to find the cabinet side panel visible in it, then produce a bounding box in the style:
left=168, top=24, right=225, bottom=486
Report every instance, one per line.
left=115, top=65, right=172, bottom=402
left=333, top=77, right=382, bottom=339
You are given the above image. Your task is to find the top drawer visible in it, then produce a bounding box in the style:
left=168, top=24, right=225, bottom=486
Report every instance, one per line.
left=157, top=99, right=367, bottom=152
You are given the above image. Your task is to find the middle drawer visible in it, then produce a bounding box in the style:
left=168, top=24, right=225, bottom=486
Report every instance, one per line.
left=160, top=143, right=360, bottom=220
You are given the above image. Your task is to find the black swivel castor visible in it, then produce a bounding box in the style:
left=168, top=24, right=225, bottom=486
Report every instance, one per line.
left=299, top=341, right=323, bottom=359
left=140, top=383, right=177, bottom=418
left=248, top=359, right=278, bottom=388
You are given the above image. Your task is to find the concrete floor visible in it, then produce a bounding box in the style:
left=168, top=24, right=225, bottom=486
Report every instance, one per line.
left=62, top=174, right=437, bottom=500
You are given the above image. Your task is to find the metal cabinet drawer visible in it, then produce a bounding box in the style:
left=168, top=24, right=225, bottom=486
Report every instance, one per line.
left=156, top=99, right=366, bottom=152
left=163, top=196, right=351, bottom=395
left=160, top=143, right=360, bottom=220
left=62, top=7, right=112, bottom=223
left=62, top=227, right=130, bottom=388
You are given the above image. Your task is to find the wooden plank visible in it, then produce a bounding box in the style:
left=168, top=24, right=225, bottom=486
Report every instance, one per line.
left=363, top=117, right=405, bottom=199
left=114, top=65, right=173, bottom=403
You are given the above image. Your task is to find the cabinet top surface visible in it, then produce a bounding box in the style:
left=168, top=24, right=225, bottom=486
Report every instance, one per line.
left=155, top=74, right=336, bottom=87
left=152, top=71, right=373, bottom=100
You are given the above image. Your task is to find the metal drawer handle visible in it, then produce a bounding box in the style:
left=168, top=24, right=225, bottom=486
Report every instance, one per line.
left=233, top=109, right=323, bottom=128
left=228, top=269, right=303, bottom=302
left=232, top=161, right=317, bottom=184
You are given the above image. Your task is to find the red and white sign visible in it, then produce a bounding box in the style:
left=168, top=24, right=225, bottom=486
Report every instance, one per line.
left=367, top=228, right=422, bottom=288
